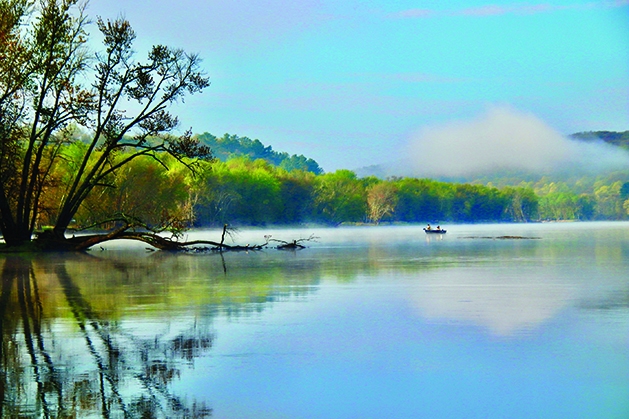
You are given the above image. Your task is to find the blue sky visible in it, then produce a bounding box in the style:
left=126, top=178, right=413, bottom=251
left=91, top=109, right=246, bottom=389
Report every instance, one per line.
left=86, top=1, right=629, bottom=172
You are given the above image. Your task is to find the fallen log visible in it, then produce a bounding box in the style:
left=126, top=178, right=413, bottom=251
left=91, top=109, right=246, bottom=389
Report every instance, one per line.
left=35, top=223, right=316, bottom=252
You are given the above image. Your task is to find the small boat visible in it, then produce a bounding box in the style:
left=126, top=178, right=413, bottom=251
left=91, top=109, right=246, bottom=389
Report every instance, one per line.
left=424, top=228, right=446, bottom=234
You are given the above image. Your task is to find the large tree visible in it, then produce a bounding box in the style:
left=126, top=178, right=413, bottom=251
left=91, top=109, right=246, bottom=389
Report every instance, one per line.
left=0, top=0, right=211, bottom=250
left=366, top=181, right=398, bottom=225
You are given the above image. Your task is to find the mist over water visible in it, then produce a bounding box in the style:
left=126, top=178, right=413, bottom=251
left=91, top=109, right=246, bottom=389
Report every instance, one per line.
left=400, top=106, right=629, bottom=178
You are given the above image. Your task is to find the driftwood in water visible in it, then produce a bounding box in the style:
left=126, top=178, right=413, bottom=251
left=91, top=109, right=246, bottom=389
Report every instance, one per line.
left=42, top=224, right=318, bottom=252
left=265, top=234, right=319, bottom=250
left=170, top=224, right=269, bottom=252
left=33, top=223, right=268, bottom=252
left=277, top=241, right=305, bottom=250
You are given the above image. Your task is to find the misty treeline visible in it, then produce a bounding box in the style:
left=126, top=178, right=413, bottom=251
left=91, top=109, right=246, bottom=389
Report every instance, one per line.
left=528, top=174, right=629, bottom=221
left=570, top=131, right=629, bottom=149
left=32, top=142, right=629, bottom=231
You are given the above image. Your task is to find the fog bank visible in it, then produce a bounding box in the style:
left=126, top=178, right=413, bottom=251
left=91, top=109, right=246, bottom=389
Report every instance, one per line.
left=403, top=106, right=629, bottom=178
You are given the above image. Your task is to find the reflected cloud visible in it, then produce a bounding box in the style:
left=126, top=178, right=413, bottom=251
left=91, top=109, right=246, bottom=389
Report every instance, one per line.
left=410, top=267, right=575, bottom=336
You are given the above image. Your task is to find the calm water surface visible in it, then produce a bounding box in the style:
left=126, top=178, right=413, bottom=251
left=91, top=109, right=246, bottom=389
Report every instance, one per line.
left=1, top=222, right=628, bottom=418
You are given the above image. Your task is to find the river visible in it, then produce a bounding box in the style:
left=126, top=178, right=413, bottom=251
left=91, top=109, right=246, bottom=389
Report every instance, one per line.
left=1, top=222, right=628, bottom=418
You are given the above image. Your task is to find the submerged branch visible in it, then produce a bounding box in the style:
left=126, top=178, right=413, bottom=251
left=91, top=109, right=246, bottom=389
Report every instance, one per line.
left=264, top=233, right=319, bottom=250
left=30, top=222, right=318, bottom=252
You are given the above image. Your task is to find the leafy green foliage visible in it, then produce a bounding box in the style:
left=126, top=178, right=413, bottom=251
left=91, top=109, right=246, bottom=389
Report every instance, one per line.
left=183, top=161, right=543, bottom=226
left=313, top=170, right=367, bottom=225
left=76, top=154, right=192, bottom=231
left=196, top=132, right=322, bottom=174
left=501, top=170, right=629, bottom=221
left=393, top=178, right=452, bottom=222
left=27, top=140, right=629, bottom=229
left=0, top=1, right=211, bottom=246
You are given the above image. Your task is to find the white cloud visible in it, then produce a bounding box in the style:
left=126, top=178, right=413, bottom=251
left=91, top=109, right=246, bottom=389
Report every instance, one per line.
left=404, top=105, right=629, bottom=177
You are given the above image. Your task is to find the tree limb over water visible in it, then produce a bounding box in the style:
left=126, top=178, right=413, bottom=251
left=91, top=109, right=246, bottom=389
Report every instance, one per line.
left=27, top=222, right=317, bottom=252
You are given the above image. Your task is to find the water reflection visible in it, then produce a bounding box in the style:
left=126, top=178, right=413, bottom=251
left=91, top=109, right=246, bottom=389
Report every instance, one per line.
left=1, top=223, right=628, bottom=418
left=0, top=254, right=212, bottom=418
left=408, top=266, right=575, bottom=336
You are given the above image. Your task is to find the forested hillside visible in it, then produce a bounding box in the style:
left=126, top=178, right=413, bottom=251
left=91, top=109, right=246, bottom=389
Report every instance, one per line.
left=27, top=134, right=629, bottom=233
left=467, top=131, right=629, bottom=220
left=69, top=154, right=541, bottom=228
left=475, top=170, right=629, bottom=221
left=570, top=131, right=629, bottom=149
left=52, top=149, right=627, bottom=230
left=347, top=131, right=629, bottom=222
left=195, top=132, right=323, bottom=174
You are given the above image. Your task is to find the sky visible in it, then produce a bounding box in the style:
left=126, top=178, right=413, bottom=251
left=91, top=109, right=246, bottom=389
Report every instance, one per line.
left=85, top=0, right=629, bottom=173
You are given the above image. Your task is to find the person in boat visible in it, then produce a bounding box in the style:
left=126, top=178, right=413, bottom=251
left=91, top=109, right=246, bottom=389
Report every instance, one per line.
left=426, top=224, right=432, bottom=230
left=436, top=225, right=441, bottom=230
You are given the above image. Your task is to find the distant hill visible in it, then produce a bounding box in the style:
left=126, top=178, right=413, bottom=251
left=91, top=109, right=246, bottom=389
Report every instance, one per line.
left=355, top=130, right=629, bottom=180
left=570, top=131, right=629, bottom=149
left=196, top=132, right=323, bottom=174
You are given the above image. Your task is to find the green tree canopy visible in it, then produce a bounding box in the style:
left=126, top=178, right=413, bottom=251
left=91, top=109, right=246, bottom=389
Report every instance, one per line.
left=196, top=132, right=322, bottom=174
left=0, top=0, right=211, bottom=250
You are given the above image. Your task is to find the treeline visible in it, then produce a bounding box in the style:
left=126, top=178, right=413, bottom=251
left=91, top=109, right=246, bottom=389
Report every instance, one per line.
left=195, top=132, right=323, bottom=174
left=525, top=174, right=629, bottom=221
left=56, top=154, right=537, bottom=228
left=570, top=131, right=629, bottom=149
left=188, top=132, right=629, bottom=224
left=37, top=147, right=629, bottom=231
left=176, top=157, right=542, bottom=226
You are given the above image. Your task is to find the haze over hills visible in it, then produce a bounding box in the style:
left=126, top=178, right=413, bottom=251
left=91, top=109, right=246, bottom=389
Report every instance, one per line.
left=569, top=131, right=629, bottom=149
left=193, top=107, right=629, bottom=188
left=355, top=107, right=629, bottom=184
left=195, top=127, right=629, bottom=185
left=354, top=135, right=629, bottom=184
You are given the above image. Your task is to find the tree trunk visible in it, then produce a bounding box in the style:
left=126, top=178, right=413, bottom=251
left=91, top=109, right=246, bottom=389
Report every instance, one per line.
left=0, top=222, right=32, bottom=247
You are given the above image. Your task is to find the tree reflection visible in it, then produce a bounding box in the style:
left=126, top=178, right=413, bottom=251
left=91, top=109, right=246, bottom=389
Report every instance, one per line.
left=0, top=256, right=212, bottom=418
